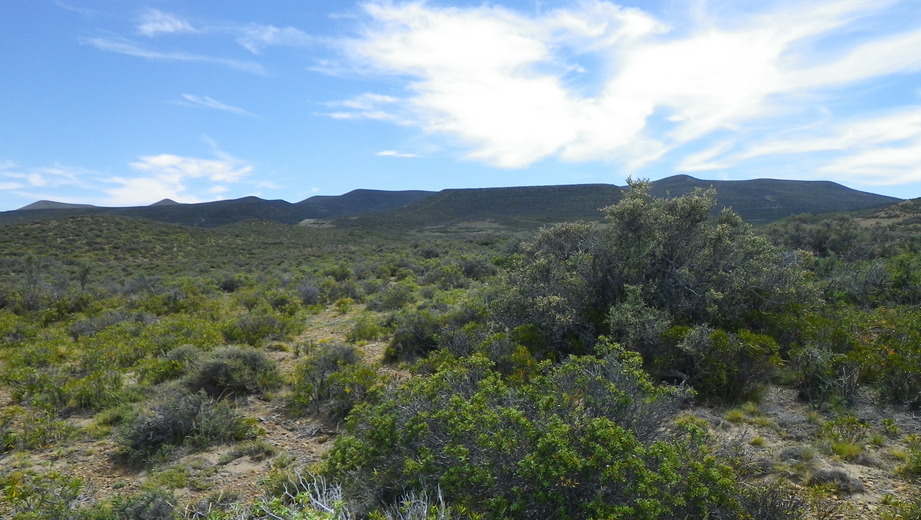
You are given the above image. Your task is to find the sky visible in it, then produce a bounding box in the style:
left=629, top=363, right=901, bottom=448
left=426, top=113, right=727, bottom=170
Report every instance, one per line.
left=3, top=0, right=921, bottom=211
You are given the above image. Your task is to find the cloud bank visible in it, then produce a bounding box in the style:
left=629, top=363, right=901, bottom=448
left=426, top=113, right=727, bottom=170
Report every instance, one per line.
left=332, top=0, right=921, bottom=185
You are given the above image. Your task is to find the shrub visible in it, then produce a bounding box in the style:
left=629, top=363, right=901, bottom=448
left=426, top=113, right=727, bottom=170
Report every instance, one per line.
left=667, top=326, right=779, bottom=403
left=324, top=344, right=741, bottom=519
left=138, top=344, right=202, bottom=384
left=183, top=346, right=281, bottom=399
left=289, top=343, right=380, bottom=421
left=366, top=282, right=417, bottom=312
left=64, top=369, right=125, bottom=411
left=385, top=309, right=441, bottom=361
left=116, top=389, right=257, bottom=464
left=898, top=434, right=921, bottom=480
left=0, top=470, right=83, bottom=520
left=222, top=310, right=295, bottom=346
left=108, top=488, right=179, bottom=520
left=346, top=313, right=386, bottom=343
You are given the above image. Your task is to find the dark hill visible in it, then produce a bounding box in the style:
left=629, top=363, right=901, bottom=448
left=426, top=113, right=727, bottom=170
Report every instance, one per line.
left=647, top=175, right=899, bottom=223
left=334, top=176, right=900, bottom=230
left=0, top=176, right=899, bottom=229
left=19, top=200, right=98, bottom=211
left=0, top=190, right=435, bottom=228
left=295, top=189, right=435, bottom=219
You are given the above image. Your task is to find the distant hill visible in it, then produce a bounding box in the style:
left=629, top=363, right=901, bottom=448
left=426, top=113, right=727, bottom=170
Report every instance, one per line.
left=18, top=200, right=98, bottom=211
left=295, top=189, right=435, bottom=219
left=0, top=190, right=435, bottom=227
left=0, top=176, right=899, bottom=229
left=334, top=176, right=901, bottom=230
left=646, top=175, right=900, bottom=223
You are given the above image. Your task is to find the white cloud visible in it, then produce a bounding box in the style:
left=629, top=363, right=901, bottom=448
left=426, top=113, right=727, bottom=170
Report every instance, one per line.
left=82, top=36, right=265, bottom=74
left=102, top=151, right=253, bottom=206
left=137, top=9, right=197, bottom=37
left=330, top=0, right=921, bottom=178
left=128, top=154, right=252, bottom=183
left=236, top=25, right=315, bottom=54
left=323, top=93, right=405, bottom=122
left=179, top=94, right=260, bottom=118
left=377, top=150, right=419, bottom=158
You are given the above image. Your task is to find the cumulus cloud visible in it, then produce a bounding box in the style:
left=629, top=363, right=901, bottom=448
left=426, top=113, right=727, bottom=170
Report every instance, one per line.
left=104, top=151, right=253, bottom=206
left=328, top=0, right=921, bottom=180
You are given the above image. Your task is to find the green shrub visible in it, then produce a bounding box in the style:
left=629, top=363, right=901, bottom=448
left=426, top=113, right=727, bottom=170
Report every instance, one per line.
left=64, top=369, right=125, bottom=411
left=138, top=344, right=202, bottom=384
left=899, top=434, right=921, bottom=480
left=346, top=313, right=386, bottom=343
left=289, top=343, right=380, bottom=421
left=222, top=310, right=295, bottom=346
left=116, top=389, right=257, bottom=464
left=183, top=346, right=281, bottom=399
left=324, top=343, right=741, bottom=519
left=385, top=309, right=441, bottom=361
left=366, top=281, right=417, bottom=312
left=1, top=470, right=84, bottom=520
left=667, top=326, right=779, bottom=403
left=108, top=488, right=179, bottom=520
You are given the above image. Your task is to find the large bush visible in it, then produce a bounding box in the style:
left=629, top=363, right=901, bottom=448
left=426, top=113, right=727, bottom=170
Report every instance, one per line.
left=324, top=341, right=742, bottom=518
left=116, top=389, right=257, bottom=464
left=183, top=346, right=281, bottom=399
left=289, top=343, right=381, bottom=421
left=494, top=181, right=817, bottom=353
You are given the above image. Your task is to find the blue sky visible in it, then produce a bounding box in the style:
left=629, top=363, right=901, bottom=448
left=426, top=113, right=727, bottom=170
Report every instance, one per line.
left=2, top=0, right=921, bottom=211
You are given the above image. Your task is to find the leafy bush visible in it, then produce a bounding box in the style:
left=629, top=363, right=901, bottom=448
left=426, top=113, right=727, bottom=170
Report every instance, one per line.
left=366, top=281, right=417, bottom=312
left=108, top=488, right=179, bottom=520
left=222, top=310, right=295, bottom=346
left=899, top=434, right=921, bottom=480
left=138, top=344, right=202, bottom=384
left=385, top=309, right=442, bottom=361
left=289, top=343, right=380, bottom=421
left=324, top=342, right=741, bottom=519
left=116, top=389, right=257, bottom=464
left=0, top=470, right=83, bottom=520
left=346, top=313, right=386, bottom=343
left=183, top=346, right=281, bottom=399
left=663, top=325, right=780, bottom=403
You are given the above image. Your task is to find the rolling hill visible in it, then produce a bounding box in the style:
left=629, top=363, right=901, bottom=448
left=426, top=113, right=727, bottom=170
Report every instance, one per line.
left=0, top=175, right=900, bottom=229
left=334, top=175, right=901, bottom=230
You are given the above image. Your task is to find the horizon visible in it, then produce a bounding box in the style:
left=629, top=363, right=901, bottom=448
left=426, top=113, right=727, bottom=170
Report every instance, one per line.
left=6, top=174, right=903, bottom=212
left=3, top=1, right=921, bottom=212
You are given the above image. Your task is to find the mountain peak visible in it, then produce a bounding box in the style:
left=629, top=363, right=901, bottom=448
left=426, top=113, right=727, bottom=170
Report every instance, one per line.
left=150, top=199, right=180, bottom=207
left=18, top=200, right=97, bottom=211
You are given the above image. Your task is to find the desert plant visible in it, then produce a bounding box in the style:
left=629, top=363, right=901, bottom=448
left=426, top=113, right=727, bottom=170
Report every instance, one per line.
left=289, top=343, right=380, bottom=421
left=116, top=389, right=257, bottom=464
left=325, top=345, right=741, bottom=519
left=183, top=346, right=281, bottom=399
left=1, top=470, right=84, bottom=520
left=385, top=309, right=442, bottom=361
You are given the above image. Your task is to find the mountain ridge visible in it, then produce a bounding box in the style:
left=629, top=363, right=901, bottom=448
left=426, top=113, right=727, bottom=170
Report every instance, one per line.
left=1, top=176, right=901, bottom=229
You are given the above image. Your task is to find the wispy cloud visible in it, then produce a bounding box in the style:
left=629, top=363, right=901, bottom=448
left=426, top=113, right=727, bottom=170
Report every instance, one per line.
left=236, top=25, right=315, bottom=54
left=178, top=94, right=261, bottom=118
left=137, top=9, right=197, bottom=37
left=377, top=150, right=419, bottom=158
left=323, top=93, right=405, bottom=122
left=82, top=35, right=265, bottom=74
left=328, top=0, right=921, bottom=178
